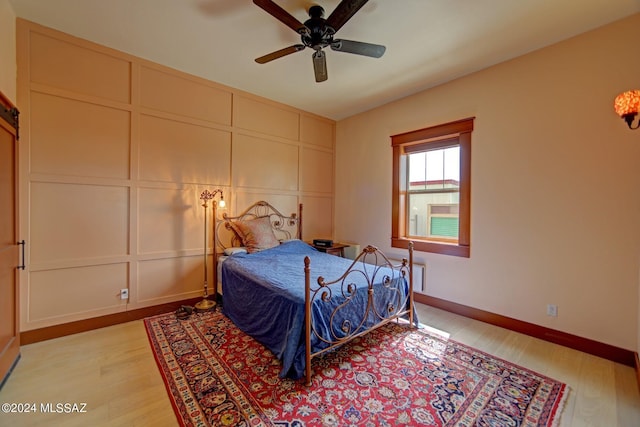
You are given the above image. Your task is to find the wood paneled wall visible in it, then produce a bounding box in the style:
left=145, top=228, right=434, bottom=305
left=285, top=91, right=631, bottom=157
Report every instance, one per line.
left=16, top=19, right=335, bottom=331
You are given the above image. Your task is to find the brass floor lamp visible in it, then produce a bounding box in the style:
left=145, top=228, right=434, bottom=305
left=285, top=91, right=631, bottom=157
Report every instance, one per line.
left=195, top=189, right=225, bottom=312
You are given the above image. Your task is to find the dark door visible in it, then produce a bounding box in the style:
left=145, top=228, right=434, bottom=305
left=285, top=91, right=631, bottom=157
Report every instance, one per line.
left=0, top=92, right=20, bottom=387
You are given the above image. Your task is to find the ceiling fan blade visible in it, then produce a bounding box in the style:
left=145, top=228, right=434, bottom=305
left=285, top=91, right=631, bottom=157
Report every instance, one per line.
left=253, top=0, right=306, bottom=33
left=331, top=39, right=385, bottom=58
left=326, top=0, right=369, bottom=32
left=255, top=44, right=306, bottom=64
left=312, top=50, right=328, bottom=82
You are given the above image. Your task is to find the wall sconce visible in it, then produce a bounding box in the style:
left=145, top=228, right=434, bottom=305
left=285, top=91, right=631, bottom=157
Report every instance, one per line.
left=614, top=90, right=640, bottom=130
left=195, top=189, right=226, bottom=312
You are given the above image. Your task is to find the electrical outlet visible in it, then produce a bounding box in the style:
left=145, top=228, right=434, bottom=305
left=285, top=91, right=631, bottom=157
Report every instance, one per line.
left=546, top=304, right=558, bottom=317
left=120, top=288, right=129, bottom=300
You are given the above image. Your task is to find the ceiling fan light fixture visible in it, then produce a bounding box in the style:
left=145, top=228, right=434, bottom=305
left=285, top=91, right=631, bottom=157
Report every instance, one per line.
left=312, top=50, right=328, bottom=82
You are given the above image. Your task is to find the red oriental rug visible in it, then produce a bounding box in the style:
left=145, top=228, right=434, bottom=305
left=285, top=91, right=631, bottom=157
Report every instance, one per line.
left=144, top=309, right=567, bottom=426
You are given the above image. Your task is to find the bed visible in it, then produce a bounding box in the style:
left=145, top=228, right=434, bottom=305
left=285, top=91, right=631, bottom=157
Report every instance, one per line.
left=214, top=201, right=417, bottom=385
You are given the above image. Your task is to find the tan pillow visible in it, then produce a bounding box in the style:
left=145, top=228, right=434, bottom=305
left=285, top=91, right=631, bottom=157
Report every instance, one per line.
left=230, top=216, right=279, bottom=253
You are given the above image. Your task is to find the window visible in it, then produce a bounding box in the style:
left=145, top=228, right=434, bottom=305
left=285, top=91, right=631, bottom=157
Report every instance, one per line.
left=391, top=118, right=473, bottom=257
left=407, top=146, right=460, bottom=240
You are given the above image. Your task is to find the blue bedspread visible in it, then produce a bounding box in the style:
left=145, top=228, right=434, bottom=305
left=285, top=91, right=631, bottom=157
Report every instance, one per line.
left=221, top=240, right=415, bottom=379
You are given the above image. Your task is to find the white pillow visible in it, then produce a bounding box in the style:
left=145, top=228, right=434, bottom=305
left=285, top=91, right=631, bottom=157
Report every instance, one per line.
left=223, top=247, right=248, bottom=256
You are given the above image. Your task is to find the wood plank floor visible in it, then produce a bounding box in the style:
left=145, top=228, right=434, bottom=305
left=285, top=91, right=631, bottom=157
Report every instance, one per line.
left=0, top=303, right=638, bottom=426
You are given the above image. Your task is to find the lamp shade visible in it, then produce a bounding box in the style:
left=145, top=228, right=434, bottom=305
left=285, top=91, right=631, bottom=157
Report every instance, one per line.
left=614, top=90, right=640, bottom=117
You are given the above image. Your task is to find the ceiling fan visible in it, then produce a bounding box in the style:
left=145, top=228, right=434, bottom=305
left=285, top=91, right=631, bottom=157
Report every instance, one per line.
left=253, top=0, right=386, bottom=82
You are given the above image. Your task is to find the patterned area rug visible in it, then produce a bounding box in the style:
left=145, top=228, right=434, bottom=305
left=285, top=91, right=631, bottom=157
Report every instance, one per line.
left=144, top=309, right=567, bottom=426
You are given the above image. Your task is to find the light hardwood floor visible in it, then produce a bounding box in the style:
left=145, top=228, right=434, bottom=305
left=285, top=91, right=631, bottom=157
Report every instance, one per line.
left=0, top=303, right=638, bottom=426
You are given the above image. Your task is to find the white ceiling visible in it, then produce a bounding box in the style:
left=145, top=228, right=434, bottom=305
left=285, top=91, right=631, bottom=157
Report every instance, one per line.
left=9, top=0, right=640, bottom=120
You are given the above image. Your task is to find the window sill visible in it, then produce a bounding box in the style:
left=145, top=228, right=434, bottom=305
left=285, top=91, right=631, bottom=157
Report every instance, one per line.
left=392, top=238, right=470, bottom=258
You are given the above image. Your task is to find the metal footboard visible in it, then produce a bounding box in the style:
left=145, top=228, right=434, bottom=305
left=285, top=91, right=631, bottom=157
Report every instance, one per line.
left=304, top=242, right=415, bottom=386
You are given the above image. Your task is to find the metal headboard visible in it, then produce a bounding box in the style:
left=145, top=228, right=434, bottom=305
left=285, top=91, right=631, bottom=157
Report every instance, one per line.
left=214, top=200, right=302, bottom=250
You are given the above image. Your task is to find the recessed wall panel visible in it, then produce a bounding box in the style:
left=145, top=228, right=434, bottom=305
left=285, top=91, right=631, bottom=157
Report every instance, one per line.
left=138, top=187, right=205, bottom=254
left=140, top=66, right=232, bottom=125
left=233, top=193, right=299, bottom=220
left=29, top=31, right=130, bottom=102
left=300, top=196, right=333, bottom=239
left=300, top=115, right=334, bottom=148
left=301, top=147, right=333, bottom=193
left=234, top=96, right=299, bottom=140
left=30, top=92, right=131, bottom=179
left=232, top=193, right=300, bottom=240
left=139, top=115, right=231, bottom=184
left=137, top=256, right=203, bottom=302
left=29, top=263, right=128, bottom=321
left=30, top=182, right=129, bottom=264
left=233, top=134, right=298, bottom=191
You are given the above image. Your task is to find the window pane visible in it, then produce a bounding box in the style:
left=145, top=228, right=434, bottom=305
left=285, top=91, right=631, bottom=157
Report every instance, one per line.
left=408, top=146, right=459, bottom=191
left=408, top=194, right=459, bottom=239
left=443, top=146, right=460, bottom=181
left=409, top=152, right=426, bottom=190
left=407, top=145, right=460, bottom=240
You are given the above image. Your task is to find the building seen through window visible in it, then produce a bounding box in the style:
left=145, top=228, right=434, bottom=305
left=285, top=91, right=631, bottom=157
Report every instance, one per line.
left=407, top=146, right=460, bottom=241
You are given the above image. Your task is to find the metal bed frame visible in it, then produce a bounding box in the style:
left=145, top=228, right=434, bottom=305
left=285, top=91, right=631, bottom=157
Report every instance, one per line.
left=214, top=200, right=415, bottom=385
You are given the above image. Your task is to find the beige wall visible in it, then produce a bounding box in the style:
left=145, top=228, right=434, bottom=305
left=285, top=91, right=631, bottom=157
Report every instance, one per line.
left=0, top=0, right=16, bottom=102
left=335, top=14, right=640, bottom=352
left=16, top=20, right=335, bottom=331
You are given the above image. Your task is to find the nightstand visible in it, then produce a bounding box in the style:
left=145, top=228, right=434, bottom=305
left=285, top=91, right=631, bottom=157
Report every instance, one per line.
left=310, top=242, right=350, bottom=257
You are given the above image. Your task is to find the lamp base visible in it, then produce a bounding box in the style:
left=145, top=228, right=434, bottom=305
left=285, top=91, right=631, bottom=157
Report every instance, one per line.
left=194, top=298, right=216, bottom=312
